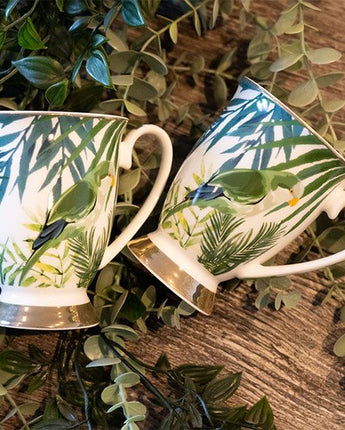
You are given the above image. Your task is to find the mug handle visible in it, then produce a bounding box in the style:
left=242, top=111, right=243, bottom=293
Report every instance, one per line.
left=234, top=186, right=345, bottom=279
left=99, top=124, right=172, bottom=269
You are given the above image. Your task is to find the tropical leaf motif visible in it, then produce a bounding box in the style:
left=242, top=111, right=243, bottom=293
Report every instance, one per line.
left=0, top=114, right=125, bottom=204
left=69, top=221, right=111, bottom=289
left=198, top=212, right=284, bottom=275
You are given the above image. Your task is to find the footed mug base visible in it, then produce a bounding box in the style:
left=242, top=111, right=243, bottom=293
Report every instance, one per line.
left=127, top=235, right=216, bottom=315
left=0, top=301, right=99, bottom=330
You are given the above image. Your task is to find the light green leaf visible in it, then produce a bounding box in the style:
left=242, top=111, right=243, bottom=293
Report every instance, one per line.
left=112, top=74, right=134, bottom=86
left=273, top=6, right=298, bottom=35
left=0, top=98, right=17, bottom=110
left=285, top=22, right=304, bottom=34
left=128, top=77, right=158, bottom=100
left=255, top=289, right=270, bottom=310
left=301, top=1, right=321, bottom=11
left=109, top=50, right=140, bottom=73
left=316, top=72, right=344, bottom=88
left=102, top=324, right=139, bottom=341
left=106, top=28, right=128, bottom=51
left=334, top=333, right=345, bottom=357
left=12, top=56, right=65, bottom=89
left=210, top=0, right=219, bottom=29
left=321, top=98, right=345, bottom=113
left=169, top=21, right=178, bottom=44
left=107, top=400, right=147, bottom=415
left=275, top=292, right=283, bottom=310
left=146, top=70, right=166, bottom=97
left=282, top=290, right=301, bottom=308
left=250, top=61, right=272, bottom=80
left=306, top=48, right=342, bottom=64
left=84, top=335, right=113, bottom=360
left=141, top=52, right=168, bottom=75
left=18, top=18, right=46, bottom=50
left=45, top=79, right=69, bottom=106
left=217, top=47, right=236, bottom=73
left=269, top=277, right=291, bottom=290
left=124, top=100, right=146, bottom=116
left=86, top=50, right=113, bottom=87
left=86, top=357, right=121, bottom=368
left=101, top=384, right=121, bottom=405
left=213, top=75, right=227, bottom=107
left=288, top=79, right=318, bottom=107
left=193, top=11, right=201, bottom=36
left=115, top=372, right=140, bottom=388
left=241, top=0, right=250, bottom=11
left=340, top=306, right=345, bottom=323
left=270, top=52, right=303, bottom=72
left=141, top=285, right=156, bottom=309
left=191, top=55, right=205, bottom=74
left=0, top=384, right=7, bottom=396
left=118, top=168, right=141, bottom=194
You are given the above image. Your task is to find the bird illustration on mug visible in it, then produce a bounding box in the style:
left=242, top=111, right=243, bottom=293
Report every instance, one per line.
left=20, top=161, right=117, bottom=282
left=161, top=166, right=304, bottom=222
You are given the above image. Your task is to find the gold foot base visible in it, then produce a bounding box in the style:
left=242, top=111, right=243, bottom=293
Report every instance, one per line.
left=0, top=301, right=99, bottom=330
left=127, top=235, right=215, bottom=315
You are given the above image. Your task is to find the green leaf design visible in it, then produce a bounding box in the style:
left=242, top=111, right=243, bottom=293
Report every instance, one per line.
left=198, top=212, right=283, bottom=275
left=12, top=57, right=65, bottom=89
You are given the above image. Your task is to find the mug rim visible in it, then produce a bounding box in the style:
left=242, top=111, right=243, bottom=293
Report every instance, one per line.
left=242, top=76, right=345, bottom=166
left=0, top=110, right=129, bottom=121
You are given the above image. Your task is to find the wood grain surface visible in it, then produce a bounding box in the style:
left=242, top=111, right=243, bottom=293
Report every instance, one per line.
left=3, top=1, right=345, bottom=429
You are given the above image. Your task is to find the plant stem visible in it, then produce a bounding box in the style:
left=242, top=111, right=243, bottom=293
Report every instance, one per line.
left=100, top=333, right=189, bottom=429
left=4, top=0, right=39, bottom=31
left=5, top=391, right=30, bottom=430
left=74, top=337, right=92, bottom=430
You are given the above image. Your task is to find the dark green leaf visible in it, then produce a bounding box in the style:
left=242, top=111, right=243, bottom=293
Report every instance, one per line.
left=56, top=395, right=78, bottom=422
left=64, top=0, right=87, bottom=15
left=155, top=353, right=171, bottom=372
left=121, top=0, right=145, bottom=26
left=0, top=350, right=37, bottom=374
left=26, top=373, right=47, bottom=393
left=109, top=50, right=140, bottom=73
left=68, top=15, right=92, bottom=32
left=12, top=56, right=65, bottom=89
left=173, top=364, right=223, bottom=386
left=64, top=84, right=103, bottom=112
left=86, top=50, right=113, bottom=87
left=45, top=79, right=69, bottom=106
left=203, top=372, right=242, bottom=403
left=0, top=30, right=7, bottom=50
left=118, top=292, right=146, bottom=322
left=245, top=396, right=274, bottom=429
left=316, top=72, right=344, bottom=88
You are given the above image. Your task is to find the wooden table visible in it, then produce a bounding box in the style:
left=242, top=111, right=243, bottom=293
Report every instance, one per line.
left=3, top=1, right=345, bottom=429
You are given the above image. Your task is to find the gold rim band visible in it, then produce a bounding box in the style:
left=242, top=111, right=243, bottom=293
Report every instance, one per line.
left=0, top=301, right=99, bottom=330
left=128, top=235, right=216, bottom=315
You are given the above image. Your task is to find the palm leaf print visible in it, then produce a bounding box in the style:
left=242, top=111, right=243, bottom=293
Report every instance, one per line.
left=198, top=211, right=284, bottom=275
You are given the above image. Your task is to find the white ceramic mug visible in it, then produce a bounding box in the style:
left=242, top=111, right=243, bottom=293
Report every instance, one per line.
left=128, top=77, right=345, bottom=315
left=0, top=111, right=172, bottom=330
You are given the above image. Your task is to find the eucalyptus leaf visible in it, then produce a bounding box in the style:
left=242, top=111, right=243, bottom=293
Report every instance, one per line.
left=106, top=28, right=129, bottom=51
left=128, top=77, right=158, bottom=100
left=321, top=98, right=345, bottom=113
left=270, top=52, right=303, bottom=72
left=86, top=357, right=121, bottom=367
left=112, top=74, right=134, bottom=86
left=124, top=100, right=146, bottom=116
left=255, top=289, right=271, bottom=310
left=306, top=48, right=342, bottom=64
left=101, top=384, right=121, bottom=405
left=109, top=51, right=140, bottom=73
left=169, top=21, right=178, bottom=44
left=115, top=371, right=140, bottom=387
left=282, top=290, right=301, bottom=308
left=213, top=75, right=227, bottom=107
left=12, top=57, right=65, bottom=90
left=102, top=324, right=139, bottom=341
left=340, top=305, right=345, bottom=323
left=118, top=168, right=141, bottom=194
left=83, top=335, right=113, bottom=360
left=333, top=333, right=345, bottom=357
left=288, top=79, right=318, bottom=107
left=316, top=72, right=344, bottom=88
left=141, top=52, right=168, bottom=75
